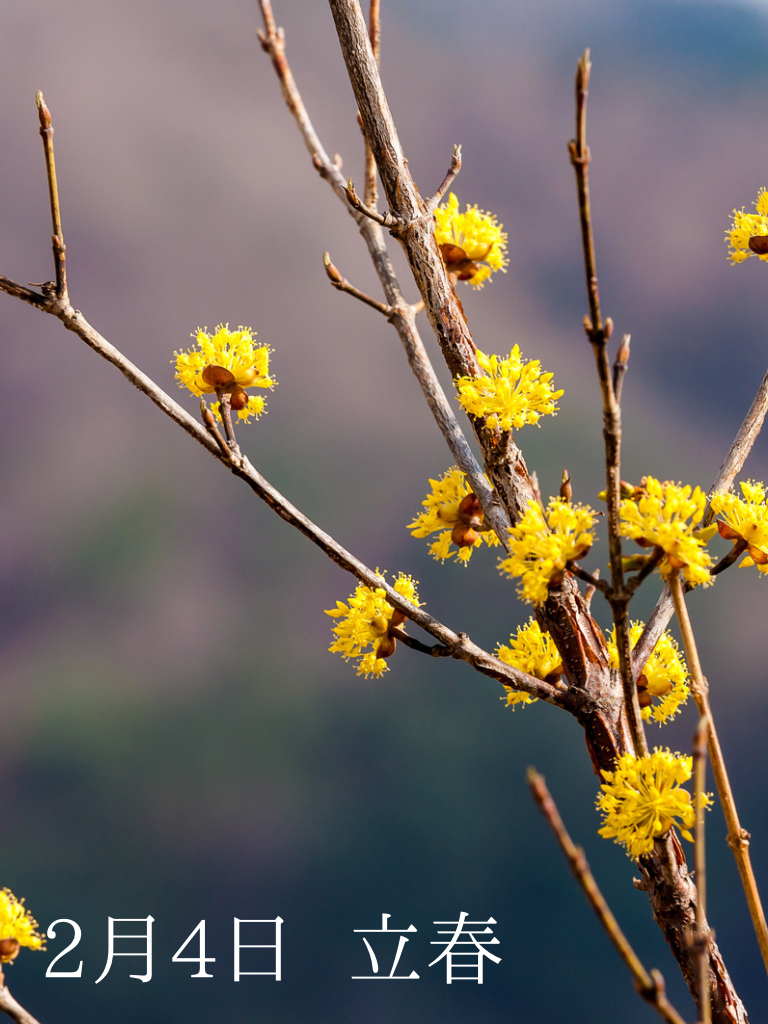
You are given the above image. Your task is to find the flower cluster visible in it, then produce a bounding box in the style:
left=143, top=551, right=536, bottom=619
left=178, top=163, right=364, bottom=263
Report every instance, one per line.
left=605, top=623, right=689, bottom=724
left=454, top=346, right=563, bottom=434
left=496, top=618, right=563, bottom=708
left=434, top=192, right=508, bottom=288
left=408, top=467, right=500, bottom=564
left=173, top=324, right=274, bottom=422
left=619, top=477, right=712, bottom=587
left=499, top=498, right=596, bottom=605
left=725, top=189, right=768, bottom=264
left=597, top=748, right=709, bottom=859
left=0, top=889, right=44, bottom=962
left=710, top=479, right=768, bottom=573
left=325, top=572, right=420, bottom=678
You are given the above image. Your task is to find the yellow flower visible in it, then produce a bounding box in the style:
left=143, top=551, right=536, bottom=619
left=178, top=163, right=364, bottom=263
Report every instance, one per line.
left=499, top=498, right=596, bottom=605
left=711, top=480, right=768, bottom=572
left=597, top=748, right=710, bottom=859
left=408, top=467, right=500, bottom=564
left=325, top=572, right=420, bottom=678
left=605, top=622, right=689, bottom=724
left=434, top=192, right=508, bottom=288
left=0, top=889, right=45, bottom=961
left=496, top=618, right=563, bottom=708
left=173, top=324, right=274, bottom=422
left=725, top=189, right=768, bottom=264
left=454, top=346, right=563, bottom=434
left=619, top=477, right=712, bottom=587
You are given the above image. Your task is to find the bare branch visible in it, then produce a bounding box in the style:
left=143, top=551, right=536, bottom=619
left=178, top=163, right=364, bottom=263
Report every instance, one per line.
left=323, top=251, right=394, bottom=316
left=423, top=144, right=462, bottom=215
left=527, top=770, right=688, bottom=1024
left=36, top=92, right=67, bottom=301
left=0, top=985, right=43, bottom=1024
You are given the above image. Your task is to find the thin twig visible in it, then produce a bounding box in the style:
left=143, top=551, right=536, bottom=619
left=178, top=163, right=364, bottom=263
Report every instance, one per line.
left=612, top=333, right=630, bottom=406
left=0, top=986, right=43, bottom=1024
left=568, top=50, right=645, bottom=756
left=362, top=0, right=380, bottom=209
left=200, top=399, right=231, bottom=459
left=35, top=92, right=67, bottom=301
left=257, top=0, right=510, bottom=547
left=569, top=564, right=610, bottom=595
left=527, top=770, right=688, bottom=1024
left=693, top=714, right=711, bottom=1024
left=323, top=251, right=394, bottom=316
left=345, top=179, right=404, bottom=229
left=423, top=144, right=462, bottom=214
left=668, top=573, right=768, bottom=977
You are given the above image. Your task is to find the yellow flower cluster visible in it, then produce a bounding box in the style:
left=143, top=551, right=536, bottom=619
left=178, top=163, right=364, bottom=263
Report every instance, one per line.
left=0, top=889, right=44, bottom=961
left=605, top=623, right=689, bottom=724
left=725, top=189, right=768, bottom=264
left=454, top=346, right=563, bottom=434
left=496, top=618, right=563, bottom=708
left=434, top=192, right=508, bottom=288
left=408, top=467, right=500, bottom=564
left=499, top=499, right=596, bottom=605
left=619, top=477, right=712, bottom=587
left=597, top=748, right=709, bottom=859
left=173, top=324, right=274, bottom=422
left=711, top=479, right=768, bottom=573
left=325, top=572, right=420, bottom=678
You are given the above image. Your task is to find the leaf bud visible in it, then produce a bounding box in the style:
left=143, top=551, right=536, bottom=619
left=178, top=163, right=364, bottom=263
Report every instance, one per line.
left=559, top=470, right=572, bottom=503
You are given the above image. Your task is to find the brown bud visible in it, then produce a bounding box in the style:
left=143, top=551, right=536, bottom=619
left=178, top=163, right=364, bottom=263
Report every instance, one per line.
left=747, top=544, right=768, bottom=565
left=638, top=688, right=653, bottom=710
left=604, top=317, right=614, bottom=339
left=458, top=492, right=482, bottom=524
left=749, top=234, right=768, bottom=255
left=616, top=334, right=631, bottom=364
left=717, top=520, right=741, bottom=541
left=451, top=522, right=479, bottom=548
left=202, top=364, right=236, bottom=389
left=376, top=634, right=397, bottom=659
left=559, top=471, right=572, bottom=503
left=229, top=385, right=249, bottom=411
left=390, top=610, right=406, bottom=629
left=0, top=939, right=20, bottom=961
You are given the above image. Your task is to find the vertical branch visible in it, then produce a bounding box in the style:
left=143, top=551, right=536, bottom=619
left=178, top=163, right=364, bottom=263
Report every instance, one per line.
left=35, top=92, right=67, bottom=302
left=668, top=573, right=768, bottom=976
left=693, top=715, right=711, bottom=1024
left=363, top=0, right=380, bottom=208
left=568, top=51, right=645, bottom=757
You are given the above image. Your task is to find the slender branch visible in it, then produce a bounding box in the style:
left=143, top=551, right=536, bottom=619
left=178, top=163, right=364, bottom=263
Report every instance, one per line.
left=612, top=333, right=630, bottom=406
left=35, top=92, right=67, bottom=301
left=362, top=0, right=380, bottom=209
left=0, top=985, right=43, bottom=1024
left=568, top=50, right=644, bottom=756
left=527, top=770, right=688, bottom=1024
left=711, top=539, right=748, bottom=577
left=323, top=251, right=394, bottom=316
left=423, top=144, right=462, bottom=214
left=345, top=179, right=404, bottom=229
left=257, top=0, right=510, bottom=548
left=668, top=573, right=768, bottom=976
left=569, top=564, right=609, bottom=595
left=693, top=714, right=711, bottom=1024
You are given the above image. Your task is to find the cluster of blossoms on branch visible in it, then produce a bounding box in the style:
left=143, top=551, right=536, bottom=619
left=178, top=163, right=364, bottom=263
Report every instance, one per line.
left=434, top=192, right=508, bottom=288
left=408, top=467, right=500, bottom=564
left=0, top=889, right=44, bottom=963
left=597, top=749, right=711, bottom=859
left=173, top=324, right=275, bottom=423
left=496, top=618, right=563, bottom=709
left=711, top=479, right=768, bottom=572
left=725, top=187, right=768, bottom=264
left=605, top=623, right=689, bottom=725
left=325, top=572, right=421, bottom=678
left=454, top=346, right=563, bottom=434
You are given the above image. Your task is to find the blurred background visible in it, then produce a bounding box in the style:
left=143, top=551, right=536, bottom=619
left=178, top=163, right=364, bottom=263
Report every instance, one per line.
left=1, top=0, right=768, bottom=1020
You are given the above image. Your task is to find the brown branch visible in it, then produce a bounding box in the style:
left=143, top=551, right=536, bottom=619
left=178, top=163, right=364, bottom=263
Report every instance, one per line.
left=423, top=144, right=462, bottom=214
left=693, top=714, right=712, bottom=1024
left=323, top=251, right=394, bottom=316
left=345, top=179, right=404, bottom=229
left=668, top=573, right=768, bottom=978
left=527, top=770, right=688, bottom=1024
left=568, top=50, right=645, bottom=757
left=36, top=92, right=67, bottom=301
left=362, top=0, right=380, bottom=208
left=257, top=0, right=510, bottom=548
left=0, top=985, right=43, bottom=1024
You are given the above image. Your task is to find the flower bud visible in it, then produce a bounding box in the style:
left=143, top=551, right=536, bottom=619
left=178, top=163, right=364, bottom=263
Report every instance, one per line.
left=451, top=522, right=479, bottom=548
left=376, top=634, right=397, bottom=659
left=749, top=234, right=768, bottom=255
left=229, top=385, right=249, bottom=411
left=0, top=939, right=20, bottom=962
left=202, top=364, right=236, bottom=388
left=390, top=609, right=407, bottom=629
left=559, top=471, right=572, bottom=503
